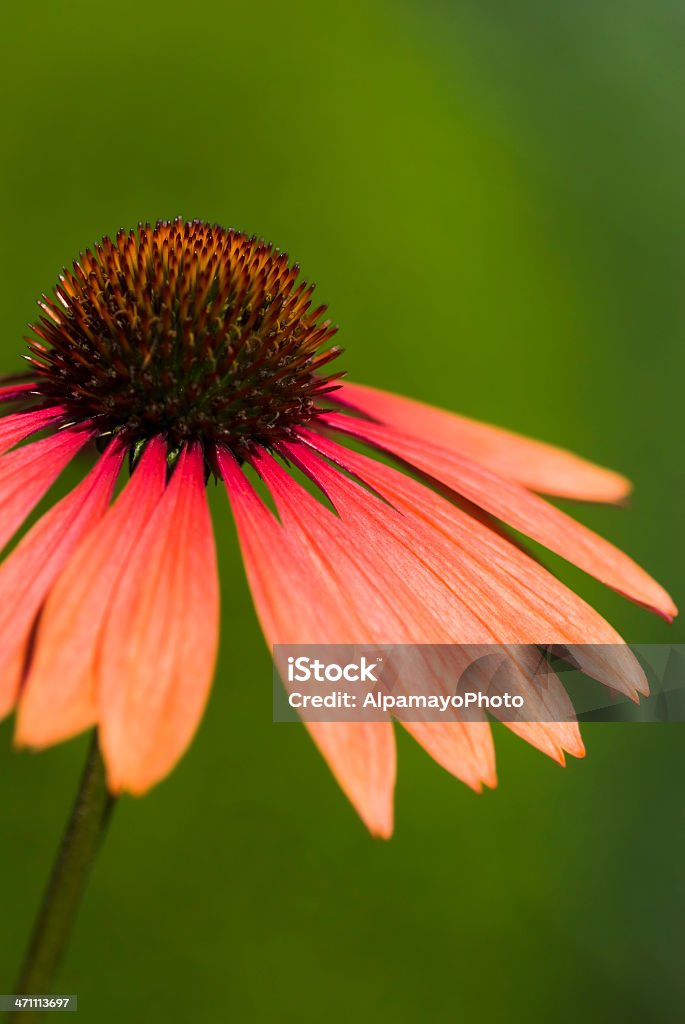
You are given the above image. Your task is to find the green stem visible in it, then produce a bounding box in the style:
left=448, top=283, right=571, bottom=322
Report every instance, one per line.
left=7, top=733, right=115, bottom=1022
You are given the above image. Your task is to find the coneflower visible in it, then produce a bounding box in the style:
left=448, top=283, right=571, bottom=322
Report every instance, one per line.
left=1, top=217, right=675, bottom=841
left=3, top=219, right=677, bottom=1003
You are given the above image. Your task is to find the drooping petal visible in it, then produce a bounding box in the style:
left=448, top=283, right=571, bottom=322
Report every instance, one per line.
left=219, top=448, right=397, bottom=837
left=16, top=438, right=168, bottom=748
left=0, top=427, right=93, bottom=554
left=296, top=429, right=648, bottom=701
left=0, top=406, right=64, bottom=457
left=323, top=413, right=677, bottom=621
left=99, top=443, right=219, bottom=795
left=402, top=721, right=497, bottom=792
left=278, top=438, right=586, bottom=763
left=0, top=442, right=124, bottom=719
left=336, top=382, right=631, bottom=502
left=297, top=720, right=396, bottom=838
left=227, top=448, right=504, bottom=794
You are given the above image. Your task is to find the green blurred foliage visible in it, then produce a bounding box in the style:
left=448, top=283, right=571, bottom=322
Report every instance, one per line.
left=0, top=1, right=683, bottom=1021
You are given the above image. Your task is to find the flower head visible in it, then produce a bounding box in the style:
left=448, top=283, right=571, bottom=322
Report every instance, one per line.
left=30, top=219, right=341, bottom=457
left=1, top=219, right=676, bottom=836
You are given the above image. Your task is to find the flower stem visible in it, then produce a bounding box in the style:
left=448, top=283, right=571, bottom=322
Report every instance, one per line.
left=8, top=732, right=115, bottom=1022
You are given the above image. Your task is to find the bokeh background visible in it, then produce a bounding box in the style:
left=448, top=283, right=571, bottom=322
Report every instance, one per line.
left=1, top=1, right=683, bottom=1021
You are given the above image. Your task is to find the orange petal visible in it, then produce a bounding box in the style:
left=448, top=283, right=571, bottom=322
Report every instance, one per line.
left=298, top=721, right=395, bottom=839
left=403, top=721, right=497, bottom=792
left=0, top=443, right=123, bottom=720
left=0, top=406, right=64, bottom=457
left=299, top=429, right=648, bottom=701
left=507, top=720, right=586, bottom=764
left=0, top=427, right=92, bottom=554
left=99, top=443, right=219, bottom=795
left=324, top=413, right=677, bottom=621
left=232, top=448, right=501, bottom=791
left=337, top=382, right=631, bottom=502
left=17, top=438, right=168, bottom=748
left=219, top=449, right=397, bottom=836
left=282, top=439, right=587, bottom=762
left=0, top=382, right=37, bottom=403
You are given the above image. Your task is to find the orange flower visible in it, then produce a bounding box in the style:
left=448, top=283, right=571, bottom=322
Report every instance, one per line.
left=2, top=219, right=675, bottom=837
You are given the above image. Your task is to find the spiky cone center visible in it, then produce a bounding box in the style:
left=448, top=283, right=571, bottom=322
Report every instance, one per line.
left=28, top=219, right=342, bottom=458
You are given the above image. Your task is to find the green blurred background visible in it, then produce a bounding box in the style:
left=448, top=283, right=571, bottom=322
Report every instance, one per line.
left=1, top=1, right=683, bottom=1021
